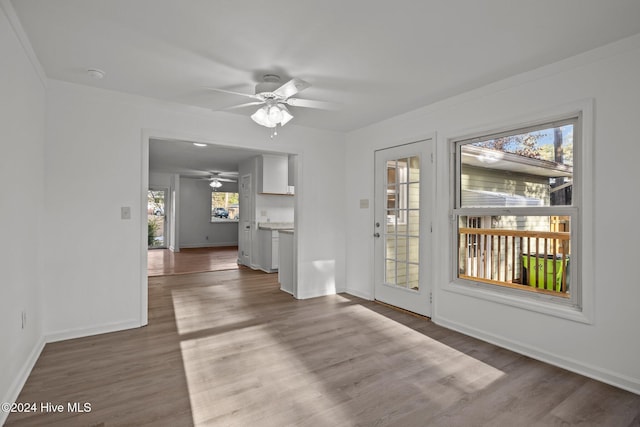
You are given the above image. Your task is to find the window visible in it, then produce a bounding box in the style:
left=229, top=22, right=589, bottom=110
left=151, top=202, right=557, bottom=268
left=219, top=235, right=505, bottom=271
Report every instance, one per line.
left=452, top=115, right=581, bottom=309
left=211, top=191, right=239, bottom=222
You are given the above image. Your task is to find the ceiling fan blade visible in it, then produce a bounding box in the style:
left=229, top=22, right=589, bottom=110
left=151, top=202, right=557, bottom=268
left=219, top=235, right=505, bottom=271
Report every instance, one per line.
left=284, top=98, right=339, bottom=110
left=273, top=78, right=311, bottom=99
left=225, top=101, right=265, bottom=110
left=204, top=86, right=262, bottom=100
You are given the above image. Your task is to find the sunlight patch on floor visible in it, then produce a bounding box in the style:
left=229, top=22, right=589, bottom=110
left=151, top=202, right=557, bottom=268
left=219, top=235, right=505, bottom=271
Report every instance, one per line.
left=179, top=327, right=351, bottom=426
left=172, top=284, right=506, bottom=425
left=171, top=286, right=254, bottom=335
left=344, top=301, right=507, bottom=394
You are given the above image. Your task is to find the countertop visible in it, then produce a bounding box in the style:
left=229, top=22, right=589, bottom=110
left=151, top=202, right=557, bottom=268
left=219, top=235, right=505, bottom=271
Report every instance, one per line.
left=257, top=222, right=294, bottom=230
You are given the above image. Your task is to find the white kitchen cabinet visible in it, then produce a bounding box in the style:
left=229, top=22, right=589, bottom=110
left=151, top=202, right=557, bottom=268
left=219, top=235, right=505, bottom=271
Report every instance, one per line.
left=257, top=154, right=290, bottom=195
left=278, top=230, right=295, bottom=295
left=257, top=228, right=279, bottom=272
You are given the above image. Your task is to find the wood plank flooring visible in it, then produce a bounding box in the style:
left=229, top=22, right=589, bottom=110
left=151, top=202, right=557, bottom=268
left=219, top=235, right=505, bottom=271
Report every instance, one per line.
left=6, top=269, right=640, bottom=426
left=147, top=246, right=239, bottom=276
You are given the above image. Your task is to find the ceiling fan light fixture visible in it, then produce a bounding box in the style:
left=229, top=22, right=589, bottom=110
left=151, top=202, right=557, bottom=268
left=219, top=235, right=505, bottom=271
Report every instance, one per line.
left=251, top=104, right=294, bottom=129
left=267, top=105, right=283, bottom=123
left=251, top=106, right=276, bottom=128
left=209, top=179, right=222, bottom=189
left=280, top=108, right=293, bottom=126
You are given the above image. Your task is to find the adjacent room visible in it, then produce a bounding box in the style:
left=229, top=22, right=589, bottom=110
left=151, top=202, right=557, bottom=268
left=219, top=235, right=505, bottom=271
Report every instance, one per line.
left=147, top=139, right=296, bottom=279
left=2, top=1, right=640, bottom=425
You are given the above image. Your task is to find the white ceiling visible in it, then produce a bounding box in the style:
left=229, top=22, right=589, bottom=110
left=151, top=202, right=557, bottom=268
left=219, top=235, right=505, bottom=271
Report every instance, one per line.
left=149, top=138, right=269, bottom=178
left=10, top=0, right=640, bottom=173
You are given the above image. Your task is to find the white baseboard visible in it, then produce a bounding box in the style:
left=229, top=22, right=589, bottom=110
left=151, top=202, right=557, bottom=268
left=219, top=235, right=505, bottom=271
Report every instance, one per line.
left=179, top=242, right=238, bottom=249
left=279, top=286, right=293, bottom=295
left=434, top=315, right=640, bottom=396
left=345, top=287, right=373, bottom=301
left=295, top=288, right=338, bottom=300
left=45, top=319, right=142, bottom=343
left=1, top=335, right=45, bottom=426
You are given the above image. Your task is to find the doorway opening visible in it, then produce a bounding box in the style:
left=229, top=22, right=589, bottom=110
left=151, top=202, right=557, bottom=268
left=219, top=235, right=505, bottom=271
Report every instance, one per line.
left=148, top=188, right=168, bottom=249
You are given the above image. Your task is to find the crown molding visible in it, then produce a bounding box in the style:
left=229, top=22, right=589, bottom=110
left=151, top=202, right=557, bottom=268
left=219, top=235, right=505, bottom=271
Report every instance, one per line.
left=0, top=0, right=47, bottom=88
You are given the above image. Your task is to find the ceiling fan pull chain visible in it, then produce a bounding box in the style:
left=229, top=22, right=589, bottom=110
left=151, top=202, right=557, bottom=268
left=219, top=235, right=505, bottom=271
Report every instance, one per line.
left=270, top=123, right=280, bottom=139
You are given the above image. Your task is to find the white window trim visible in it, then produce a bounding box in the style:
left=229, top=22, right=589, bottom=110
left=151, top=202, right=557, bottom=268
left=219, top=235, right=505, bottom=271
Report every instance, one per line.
left=443, top=99, right=594, bottom=324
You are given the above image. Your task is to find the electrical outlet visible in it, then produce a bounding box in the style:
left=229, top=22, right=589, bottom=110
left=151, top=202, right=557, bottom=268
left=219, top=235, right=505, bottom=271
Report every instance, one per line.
left=121, top=206, right=131, bottom=220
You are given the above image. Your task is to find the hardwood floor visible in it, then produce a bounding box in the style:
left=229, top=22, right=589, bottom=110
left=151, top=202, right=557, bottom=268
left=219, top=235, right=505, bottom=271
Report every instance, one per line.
left=6, top=269, right=640, bottom=426
left=148, top=246, right=240, bottom=276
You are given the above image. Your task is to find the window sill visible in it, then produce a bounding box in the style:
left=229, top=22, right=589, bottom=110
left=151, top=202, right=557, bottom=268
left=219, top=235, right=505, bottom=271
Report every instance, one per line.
left=443, top=279, right=592, bottom=324
left=210, top=219, right=239, bottom=224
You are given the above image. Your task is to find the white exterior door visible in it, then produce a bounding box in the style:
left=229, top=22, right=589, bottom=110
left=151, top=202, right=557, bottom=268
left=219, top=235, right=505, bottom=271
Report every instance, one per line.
left=374, top=139, right=434, bottom=317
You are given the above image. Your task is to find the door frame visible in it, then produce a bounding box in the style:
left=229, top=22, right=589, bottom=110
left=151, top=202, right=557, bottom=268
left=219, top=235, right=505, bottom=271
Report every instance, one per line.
left=141, top=130, right=301, bottom=326
left=373, top=137, right=436, bottom=317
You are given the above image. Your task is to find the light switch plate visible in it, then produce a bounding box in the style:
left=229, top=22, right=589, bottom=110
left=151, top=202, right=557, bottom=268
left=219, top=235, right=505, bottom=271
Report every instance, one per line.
left=121, top=206, right=131, bottom=220
left=359, top=199, right=369, bottom=209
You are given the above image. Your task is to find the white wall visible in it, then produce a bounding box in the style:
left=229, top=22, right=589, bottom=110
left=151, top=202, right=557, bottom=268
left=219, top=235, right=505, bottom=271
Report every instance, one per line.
left=0, top=4, right=46, bottom=419
left=345, top=34, right=640, bottom=393
left=179, top=177, right=239, bottom=248
left=256, top=194, right=294, bottom=224
left=149, top=171, right=173, bottom=188
left=42, top=78, right=346, bottom=341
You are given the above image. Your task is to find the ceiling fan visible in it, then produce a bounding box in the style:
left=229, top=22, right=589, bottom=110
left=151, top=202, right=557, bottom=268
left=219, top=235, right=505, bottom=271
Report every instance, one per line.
left=206, top=74, right=336, bottom=134
left=194, top=172, right=237, bottom=189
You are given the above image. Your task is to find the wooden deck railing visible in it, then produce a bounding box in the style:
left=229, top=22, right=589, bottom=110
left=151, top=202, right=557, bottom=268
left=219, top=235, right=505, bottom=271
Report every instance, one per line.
left=458, top=227, right=570, bottom=295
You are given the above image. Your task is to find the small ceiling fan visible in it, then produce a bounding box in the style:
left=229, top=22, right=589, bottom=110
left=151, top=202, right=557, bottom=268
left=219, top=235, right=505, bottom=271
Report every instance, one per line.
left=206, top=74, right=336, bottom=133
left=194, top=172, right=237, bottom=189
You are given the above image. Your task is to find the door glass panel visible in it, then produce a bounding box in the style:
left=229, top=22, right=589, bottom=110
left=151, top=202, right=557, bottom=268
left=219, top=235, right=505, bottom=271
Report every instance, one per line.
left=385, top=260, right=396, bottom=284
left=386, top=190, right=397, bottom=210
left=408, top=264, right=419, bottom=290
left=408, top=183, right=420, bottom=209
left=398, top=183, right=407, bottom=212
left=387, top=160, right=397, bottom=184
left=385, top=235, right=397, bottom=259
left=408, top=237, right=420, bottom=263
left=408, top=210, right=419, bottom=235
left=399, top=158, right=409, bottom=180
left=386, top=210, right=397, bottom=233
left=409, top=156, right=420, bottom=181
left=383, top=153, right=421, bottom=291
left=396, top=262, right=407, bottom=288
left=396, top=236, right=407, bottom=262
